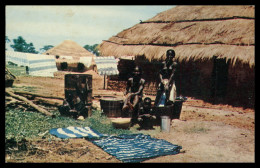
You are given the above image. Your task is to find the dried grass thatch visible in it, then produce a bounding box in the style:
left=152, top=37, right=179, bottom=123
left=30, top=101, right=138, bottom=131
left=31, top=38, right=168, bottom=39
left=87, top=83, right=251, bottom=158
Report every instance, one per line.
left=98, top=5, right=255, bottom=67
left=146, top=5, right=254, bottom=22
left=43, top=40, right=95, bottom=58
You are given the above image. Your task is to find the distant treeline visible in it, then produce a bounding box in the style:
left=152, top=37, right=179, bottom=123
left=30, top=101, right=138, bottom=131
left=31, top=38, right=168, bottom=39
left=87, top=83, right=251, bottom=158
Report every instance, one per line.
left=5, top=36, right=100, bottom=56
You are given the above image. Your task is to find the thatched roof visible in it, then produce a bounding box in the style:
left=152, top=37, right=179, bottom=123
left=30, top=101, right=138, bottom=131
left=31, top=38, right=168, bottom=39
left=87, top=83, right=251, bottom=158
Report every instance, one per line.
left=43, top=40, right=95, bottom=59
left=98, top=5, right=255, bottom=67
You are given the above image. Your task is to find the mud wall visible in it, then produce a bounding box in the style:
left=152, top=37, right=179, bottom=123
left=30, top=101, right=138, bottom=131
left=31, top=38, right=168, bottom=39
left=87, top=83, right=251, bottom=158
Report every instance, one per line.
left=226, top=62, right=255, bottom=108
left=108, top=58, right=254, bottom=109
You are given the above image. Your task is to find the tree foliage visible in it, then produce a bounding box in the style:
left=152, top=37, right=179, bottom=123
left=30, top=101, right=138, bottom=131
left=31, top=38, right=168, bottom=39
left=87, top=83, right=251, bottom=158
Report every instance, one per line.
left=83, top=44, right=100, bottom=56
left=8, top=36, right=102, bottom=56
left=5, top=36, right=10, bottom=43
left=10, top=36, right=38, bottom=54
left=40, top=45, right=54, bottom=53
left=5, top=36, right=10, bottom=50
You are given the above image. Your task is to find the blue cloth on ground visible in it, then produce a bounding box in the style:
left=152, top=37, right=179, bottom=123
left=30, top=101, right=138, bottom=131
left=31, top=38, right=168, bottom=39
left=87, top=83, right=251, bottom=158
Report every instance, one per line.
left=92, top=134, right=182, bottom=163
left=49, top=126, right=105, bottom=139
left=49, top=127, right=182, bottom=163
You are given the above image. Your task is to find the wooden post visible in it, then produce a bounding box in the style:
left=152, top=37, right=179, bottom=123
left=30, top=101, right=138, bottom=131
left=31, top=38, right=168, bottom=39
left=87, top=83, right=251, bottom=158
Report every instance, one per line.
left=103, top=74, right=106, bottom=89
left=6, top=90, right=54, bottom=117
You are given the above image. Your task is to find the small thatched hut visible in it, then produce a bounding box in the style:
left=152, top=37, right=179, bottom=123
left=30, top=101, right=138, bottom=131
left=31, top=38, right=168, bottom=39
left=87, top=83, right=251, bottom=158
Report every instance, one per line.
left=98, top=5, right=255, bottom=108
left=44, top=40, right=96, bottom=72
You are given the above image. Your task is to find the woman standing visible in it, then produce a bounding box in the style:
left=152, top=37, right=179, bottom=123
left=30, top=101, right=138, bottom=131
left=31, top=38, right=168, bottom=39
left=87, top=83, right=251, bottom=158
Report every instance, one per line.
left=155, top=49, right=178, bottom=106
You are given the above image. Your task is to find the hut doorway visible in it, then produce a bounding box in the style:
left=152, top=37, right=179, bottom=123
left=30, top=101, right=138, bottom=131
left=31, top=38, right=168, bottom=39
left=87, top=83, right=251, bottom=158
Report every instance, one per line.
left=211, top=56, right=230, bottom=100
left=60, top=62, right=68, bottom=71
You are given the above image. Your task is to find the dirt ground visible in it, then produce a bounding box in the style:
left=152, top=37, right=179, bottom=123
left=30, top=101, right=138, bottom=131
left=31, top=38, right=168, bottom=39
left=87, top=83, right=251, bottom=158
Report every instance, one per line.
left=5, top=74, right=255, bottom=163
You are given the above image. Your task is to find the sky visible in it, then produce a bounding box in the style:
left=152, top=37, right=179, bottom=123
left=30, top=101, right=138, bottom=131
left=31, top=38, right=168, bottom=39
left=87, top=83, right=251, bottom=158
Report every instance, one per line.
left=5, top=5, right=176, bottom=53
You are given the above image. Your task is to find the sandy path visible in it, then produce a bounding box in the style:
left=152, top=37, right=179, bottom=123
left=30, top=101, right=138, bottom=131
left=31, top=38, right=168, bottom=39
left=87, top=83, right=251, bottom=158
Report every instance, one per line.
left=6, top=75, right=255, bottom=163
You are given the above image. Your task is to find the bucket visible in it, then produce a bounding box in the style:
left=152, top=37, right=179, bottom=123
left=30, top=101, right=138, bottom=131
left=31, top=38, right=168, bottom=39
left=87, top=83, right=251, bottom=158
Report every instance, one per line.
left=172, top=100, right=184, bottom=119
left=100, top=97, right=124, bottom=117
left=153, top=104, right=174, bottom=125
left=161, top=116, right=171, bottom=132
left=153, top=100, right=184, bottom=122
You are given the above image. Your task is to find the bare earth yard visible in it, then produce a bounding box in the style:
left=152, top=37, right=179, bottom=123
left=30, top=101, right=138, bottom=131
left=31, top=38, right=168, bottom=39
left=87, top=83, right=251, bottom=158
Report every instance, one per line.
left=5, top=75, right=255, bottom=163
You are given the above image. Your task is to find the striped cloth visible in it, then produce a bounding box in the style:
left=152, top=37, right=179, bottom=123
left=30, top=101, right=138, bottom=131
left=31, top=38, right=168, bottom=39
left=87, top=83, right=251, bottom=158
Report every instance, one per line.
left=5, top=50, right=57, bottom=77
left=49, top=127, right=182, bottom=163
left=49, top=126, right=105, bottom=139
left=94, top=56, right=119, bottom=75
left=92, top=134, right=182, bottom=163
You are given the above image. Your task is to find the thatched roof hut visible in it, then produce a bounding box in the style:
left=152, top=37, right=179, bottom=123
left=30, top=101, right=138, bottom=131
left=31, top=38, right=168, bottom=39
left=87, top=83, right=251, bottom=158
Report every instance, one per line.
left=99, top=5, right=255, bottom=108
left=98, top=5, right=254, bottom=67
left=44, top=40, right=95, bottom=59
left=44, top=40, right=96, bottom=72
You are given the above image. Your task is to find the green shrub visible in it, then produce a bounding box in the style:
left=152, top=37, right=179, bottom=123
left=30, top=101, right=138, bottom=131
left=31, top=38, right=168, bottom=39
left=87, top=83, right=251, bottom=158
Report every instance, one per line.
left=5, top=107, right=131, bottom=142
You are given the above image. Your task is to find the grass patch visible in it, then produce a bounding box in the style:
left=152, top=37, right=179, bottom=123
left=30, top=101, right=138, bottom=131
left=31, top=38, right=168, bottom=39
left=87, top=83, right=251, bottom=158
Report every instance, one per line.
left=5, top=107, right=131, bottom=142
left=183, top=123, right=210, bottom=134
left=6, top=64, right=29, bottom=77
left=85, top=110, right=132, bottom=136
